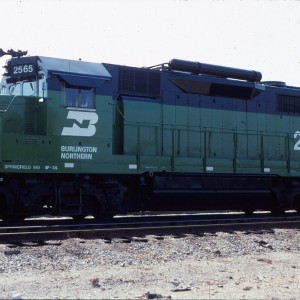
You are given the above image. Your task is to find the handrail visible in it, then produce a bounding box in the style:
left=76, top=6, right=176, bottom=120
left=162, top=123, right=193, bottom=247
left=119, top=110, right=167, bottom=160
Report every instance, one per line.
left=0, top=95, right=19, bottom=113
left=0, top=95, right=44, bottom=113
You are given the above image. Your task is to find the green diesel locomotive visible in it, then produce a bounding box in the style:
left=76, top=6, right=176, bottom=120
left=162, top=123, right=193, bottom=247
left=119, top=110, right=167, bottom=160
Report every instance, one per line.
left=0, top=49, right=299, bottom=220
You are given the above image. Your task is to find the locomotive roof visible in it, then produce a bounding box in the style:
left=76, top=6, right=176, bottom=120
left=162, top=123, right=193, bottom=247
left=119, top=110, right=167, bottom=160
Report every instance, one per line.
left=38, top=56, right=111, bottom=80
left=30, top=56, right=111, bottom=87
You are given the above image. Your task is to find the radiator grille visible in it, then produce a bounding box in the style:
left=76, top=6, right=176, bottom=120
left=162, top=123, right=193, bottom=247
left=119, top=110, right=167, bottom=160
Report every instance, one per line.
left=277, top=94, right=300, bottom=114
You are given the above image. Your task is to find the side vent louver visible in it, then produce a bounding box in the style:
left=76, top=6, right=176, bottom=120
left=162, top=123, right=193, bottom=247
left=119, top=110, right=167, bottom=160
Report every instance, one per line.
left=119, top=67, right=160, bottom=97
left=22, top=137, right=38, bottom=144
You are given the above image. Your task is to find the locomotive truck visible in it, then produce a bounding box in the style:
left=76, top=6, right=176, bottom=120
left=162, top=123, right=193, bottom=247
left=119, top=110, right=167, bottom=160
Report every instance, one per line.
left=0, top=48, right=300, bottom=221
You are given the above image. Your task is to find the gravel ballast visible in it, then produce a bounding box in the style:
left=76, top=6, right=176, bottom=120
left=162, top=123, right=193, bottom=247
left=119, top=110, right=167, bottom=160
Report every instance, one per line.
left=0, top=228, right=299, bottom=299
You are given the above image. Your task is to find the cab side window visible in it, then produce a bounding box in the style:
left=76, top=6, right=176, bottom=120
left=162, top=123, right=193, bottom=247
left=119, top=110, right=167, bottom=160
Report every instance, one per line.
left=62, top=82, right=95, bottom=109
left=80, top=88, right=94, bottom=108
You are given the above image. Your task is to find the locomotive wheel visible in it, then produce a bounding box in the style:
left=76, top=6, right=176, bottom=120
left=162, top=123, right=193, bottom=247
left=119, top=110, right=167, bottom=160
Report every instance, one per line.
left=271, top=208, right=285, bottom=215
left=2, top=215, right=25, bottom=223
left=294, top=201, right=300, bottom=214
left=91, top=197, right=115, bottom=221
left=72, top=215, right=86, bottom=221
left=0, top=195, right=7, bottom=221
left=93, top=213, right=114, bottom=221
left=270, top=197, right=285, bottom=215
left=41, top=195, right=56, bottom=214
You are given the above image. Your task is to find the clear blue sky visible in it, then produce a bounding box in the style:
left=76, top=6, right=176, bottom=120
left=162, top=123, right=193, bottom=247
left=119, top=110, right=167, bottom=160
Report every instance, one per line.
left=1, top=0, right=300, bottom=85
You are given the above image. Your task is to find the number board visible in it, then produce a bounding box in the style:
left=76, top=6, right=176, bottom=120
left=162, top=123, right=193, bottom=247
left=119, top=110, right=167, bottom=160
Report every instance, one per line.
left=9, top=56, right=38, bottom=77
left=12, top=64, right=36, bottom=76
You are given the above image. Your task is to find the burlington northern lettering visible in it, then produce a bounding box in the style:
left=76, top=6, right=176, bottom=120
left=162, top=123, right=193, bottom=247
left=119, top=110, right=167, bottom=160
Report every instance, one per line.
left=60, top=146, right=97, bottom=160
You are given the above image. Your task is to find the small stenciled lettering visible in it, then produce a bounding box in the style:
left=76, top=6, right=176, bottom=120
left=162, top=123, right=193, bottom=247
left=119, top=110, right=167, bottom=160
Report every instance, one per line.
left=5, top=164, right=32, bottom=170
left=45, top=166, right=58, bottom=170
left=4, top=165, right=46, bottom=171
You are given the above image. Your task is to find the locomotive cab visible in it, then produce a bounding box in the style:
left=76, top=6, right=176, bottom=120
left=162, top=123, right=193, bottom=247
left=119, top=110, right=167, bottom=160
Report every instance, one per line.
left=0, top=51, right=116, bottom=220
left=0, top=55, right=48, bottom=136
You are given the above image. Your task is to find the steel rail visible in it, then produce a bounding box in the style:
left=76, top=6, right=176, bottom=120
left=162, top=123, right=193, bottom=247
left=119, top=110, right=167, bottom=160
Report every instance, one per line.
left=0, top=213, right=299, bottom=242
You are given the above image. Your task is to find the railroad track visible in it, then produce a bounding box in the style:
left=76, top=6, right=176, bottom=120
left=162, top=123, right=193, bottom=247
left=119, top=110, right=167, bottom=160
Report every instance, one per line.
left=0, top=212, right=300, bottom=243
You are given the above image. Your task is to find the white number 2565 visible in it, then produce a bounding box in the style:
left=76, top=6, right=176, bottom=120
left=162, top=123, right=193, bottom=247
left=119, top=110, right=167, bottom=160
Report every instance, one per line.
left=13, top=64, right=33, bottom=74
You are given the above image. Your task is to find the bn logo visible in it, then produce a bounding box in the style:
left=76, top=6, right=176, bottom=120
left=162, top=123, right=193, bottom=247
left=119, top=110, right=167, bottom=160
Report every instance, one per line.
left=61, top=111, right=98, bottom=137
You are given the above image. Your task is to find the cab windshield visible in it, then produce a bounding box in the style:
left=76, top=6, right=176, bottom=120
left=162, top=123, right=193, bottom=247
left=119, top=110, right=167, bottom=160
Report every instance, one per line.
left=0, top=74, right=46, bottom=97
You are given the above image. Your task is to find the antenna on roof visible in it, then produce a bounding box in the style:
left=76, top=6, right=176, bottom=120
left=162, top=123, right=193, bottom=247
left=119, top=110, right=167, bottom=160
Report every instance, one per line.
left=0, top=48, right=28, bottom=58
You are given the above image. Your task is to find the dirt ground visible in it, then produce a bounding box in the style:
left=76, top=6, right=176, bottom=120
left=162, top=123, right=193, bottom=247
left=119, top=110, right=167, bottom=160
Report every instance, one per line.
left=0, top=228, right=299, bottom=299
